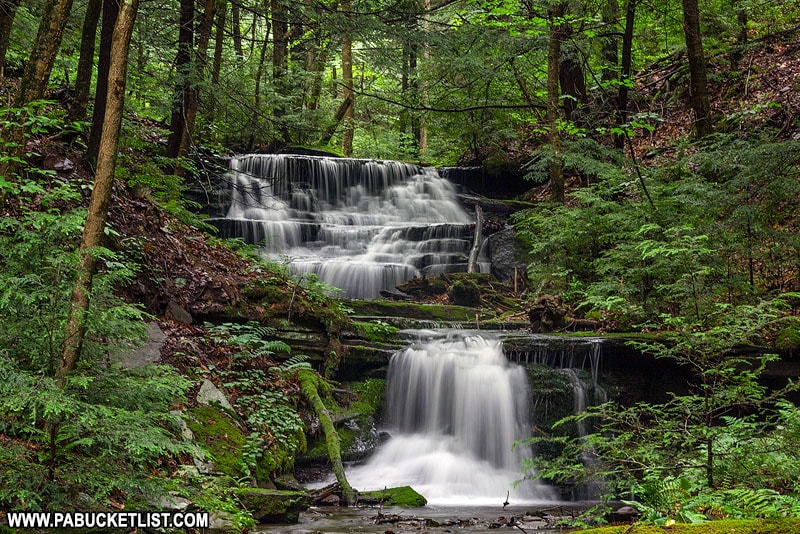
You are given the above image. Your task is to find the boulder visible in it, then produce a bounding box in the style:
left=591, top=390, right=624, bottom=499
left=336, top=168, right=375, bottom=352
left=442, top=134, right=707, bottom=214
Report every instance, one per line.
left=196, top=379, right=234, bottom=412
left=236, top=488, right=310, bottom=524
left=358, top=486, right=427, bottom=507
left=488, top=226, right=526, bottom=282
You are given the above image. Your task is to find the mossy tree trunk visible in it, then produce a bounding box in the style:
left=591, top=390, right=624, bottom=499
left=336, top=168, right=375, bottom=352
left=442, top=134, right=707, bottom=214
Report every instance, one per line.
left=298, top=370, right=357, bottom=506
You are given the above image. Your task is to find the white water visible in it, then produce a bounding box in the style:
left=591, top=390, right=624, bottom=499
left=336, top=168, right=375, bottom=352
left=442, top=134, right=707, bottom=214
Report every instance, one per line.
left=344, top=333, right=553, bottom=505
left=214, top=154, right=486, bottom=299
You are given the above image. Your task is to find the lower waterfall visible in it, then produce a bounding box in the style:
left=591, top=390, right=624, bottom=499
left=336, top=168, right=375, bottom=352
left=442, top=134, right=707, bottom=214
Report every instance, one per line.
left=344, top=332, right=553, bottom=505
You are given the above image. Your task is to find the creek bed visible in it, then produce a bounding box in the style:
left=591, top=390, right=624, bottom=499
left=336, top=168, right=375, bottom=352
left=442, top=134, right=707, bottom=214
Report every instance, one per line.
left=253, top=502, right=600, bottom=533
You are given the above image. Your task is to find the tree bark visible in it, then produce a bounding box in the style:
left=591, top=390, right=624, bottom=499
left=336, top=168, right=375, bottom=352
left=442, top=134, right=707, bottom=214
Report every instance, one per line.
left=547, top=2, right=565, bottom=203
left=69, top=0, right=103, bottom=121
left=166, top=0, right=194, bottom=160
left=615, top=0, right=636, bottom=148
left=467, top=205, right=483, bottom=274
left=57, top=0, right=138, bottom=386
left=211, top=0, right=226, bottom=86
left=600, top=0, right=618, bottom=82
left=0, top=0, right=75, bottom=181
left=231, top=2, right=243, bottom=59
left=87, top=0, right=121, bottom=164
left=341, top=0, right=353, bottom=156
left=0, top=0, right=22, bottom=79
left=172, top=0, right=215, bottom=175
left=681, top=0, right=712, bottom=138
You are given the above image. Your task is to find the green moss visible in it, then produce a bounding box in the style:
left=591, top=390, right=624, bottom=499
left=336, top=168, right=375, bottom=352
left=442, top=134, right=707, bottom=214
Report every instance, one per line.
left=359, top=486, right=427, bottom=507
left=347, top=378, right=386, bottom=419
left=448, top=279, right=481, bottom=306
left=186, top=406, right=246, bottom=477
left=580, top=519, right=800, bottom=534
left=776, top=318, right=800, bottom=352
left=236, top=488, right=310, bottom=524
left=353, top=320, right=399, bottom=343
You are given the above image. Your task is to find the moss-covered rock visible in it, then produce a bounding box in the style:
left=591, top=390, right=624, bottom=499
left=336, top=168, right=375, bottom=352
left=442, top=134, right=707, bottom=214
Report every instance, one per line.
left=358, top=486, right=427, bottom=507
left=236, top=488, right=310, bottom=524
left=185, top=406, right=245, bottom=477
left=448, top=279, right=481, bottom=306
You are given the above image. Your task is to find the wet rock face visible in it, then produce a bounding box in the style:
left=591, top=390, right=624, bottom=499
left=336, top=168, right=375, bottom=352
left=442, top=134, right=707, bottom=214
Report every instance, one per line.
left=488, top=226, right=527, bottom=281
left=528, top=294, right=567, bottom=332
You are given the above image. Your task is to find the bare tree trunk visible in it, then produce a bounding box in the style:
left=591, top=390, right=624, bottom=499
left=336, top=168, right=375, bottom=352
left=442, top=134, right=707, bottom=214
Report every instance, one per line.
left=166, top=0, right=194, bottom=160
left=231, top=2, right=243, bottom=58
left=0, top=0, right=75, bottom=182
left=341, top=0, right=353, bottom=156
left=87, top=0, right=121, bottom=164
left=600, top=0, right=618, bottom=82
left=615, top=0, right=636, bottom=148
left=467, top=205, right=483, bottom=273
left=173, top=0, right=215, bottom=176
left=57, top=0, right=138, bottom=386
left=547, top=2, right=565, bottom=203
left=682, top=0, right=712, bottom=138
left=212, top=0, right=226, bottom=85
left=0, top=0, right=22, bottom=79
left=69, top=0, right=102, bottom=120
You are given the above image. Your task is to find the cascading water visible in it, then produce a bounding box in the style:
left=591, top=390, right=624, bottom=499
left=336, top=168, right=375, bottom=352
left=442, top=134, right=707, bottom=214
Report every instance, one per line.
left=212, top=154, right=487, bottom=299
left=343, top=332, right=553, bottom=505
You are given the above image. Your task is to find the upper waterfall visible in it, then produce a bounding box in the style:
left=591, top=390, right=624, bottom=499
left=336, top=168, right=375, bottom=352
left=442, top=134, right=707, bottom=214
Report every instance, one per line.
left=212, top=154, right=483, bottom=299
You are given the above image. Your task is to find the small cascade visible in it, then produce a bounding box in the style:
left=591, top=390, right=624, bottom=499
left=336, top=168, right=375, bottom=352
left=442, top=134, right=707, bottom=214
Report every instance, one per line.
left=344, top=332, right=552, bottom=505
left=212, top=154, right=489, bottom=298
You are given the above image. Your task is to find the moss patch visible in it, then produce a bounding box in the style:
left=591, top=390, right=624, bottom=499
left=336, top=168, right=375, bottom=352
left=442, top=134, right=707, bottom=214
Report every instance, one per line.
left=776, top=318, right=800, bottom=353
left=580, top=519, right=800, bottom=534
left=186, top=406, right=246, bottom=477
left=359, top=486, right=427, bottom=507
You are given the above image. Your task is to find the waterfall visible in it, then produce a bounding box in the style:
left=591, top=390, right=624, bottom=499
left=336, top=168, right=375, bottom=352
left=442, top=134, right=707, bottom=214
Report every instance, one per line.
left=344, top=332, right=553, bottom=505
left=212, top=154, right=488, bottom=299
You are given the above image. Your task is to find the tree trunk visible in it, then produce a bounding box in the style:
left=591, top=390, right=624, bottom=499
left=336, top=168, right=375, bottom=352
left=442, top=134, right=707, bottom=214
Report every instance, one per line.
left=57, top=0, right=138, bottom=386
left=559, top=51, right=586, bottom=122
left=0, top=0, right=22, bottom=79
left=547, top=3, right=565, bottom=203
left=69, top=0, right=103, bottom=121
left=615, top=0, right=636, bottom=148
left=600, top=0, right=618, bottom=82
left=166, top=0, right=194, bottom=160
left=319, top=92, right=352, bottom=145
left=341, top=0, right=353, bottom=156
left=172, top=0, right=215, bottom=176
left=87, top=0, right=121, bottom=164
left=0, top=0, right=75, bottom=182
left=231, top=2, right=243, bottom=59
left=467, top=205, right=483, bottom=274
left=682, top=0, right=712, bottom=138
left=211, top=0, right=226, bottom=85
left=271, top=0, right=288, bottom=80
left=306, top=36, right=332, bottom=111
left=298, top=371, right=357, bottom=506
